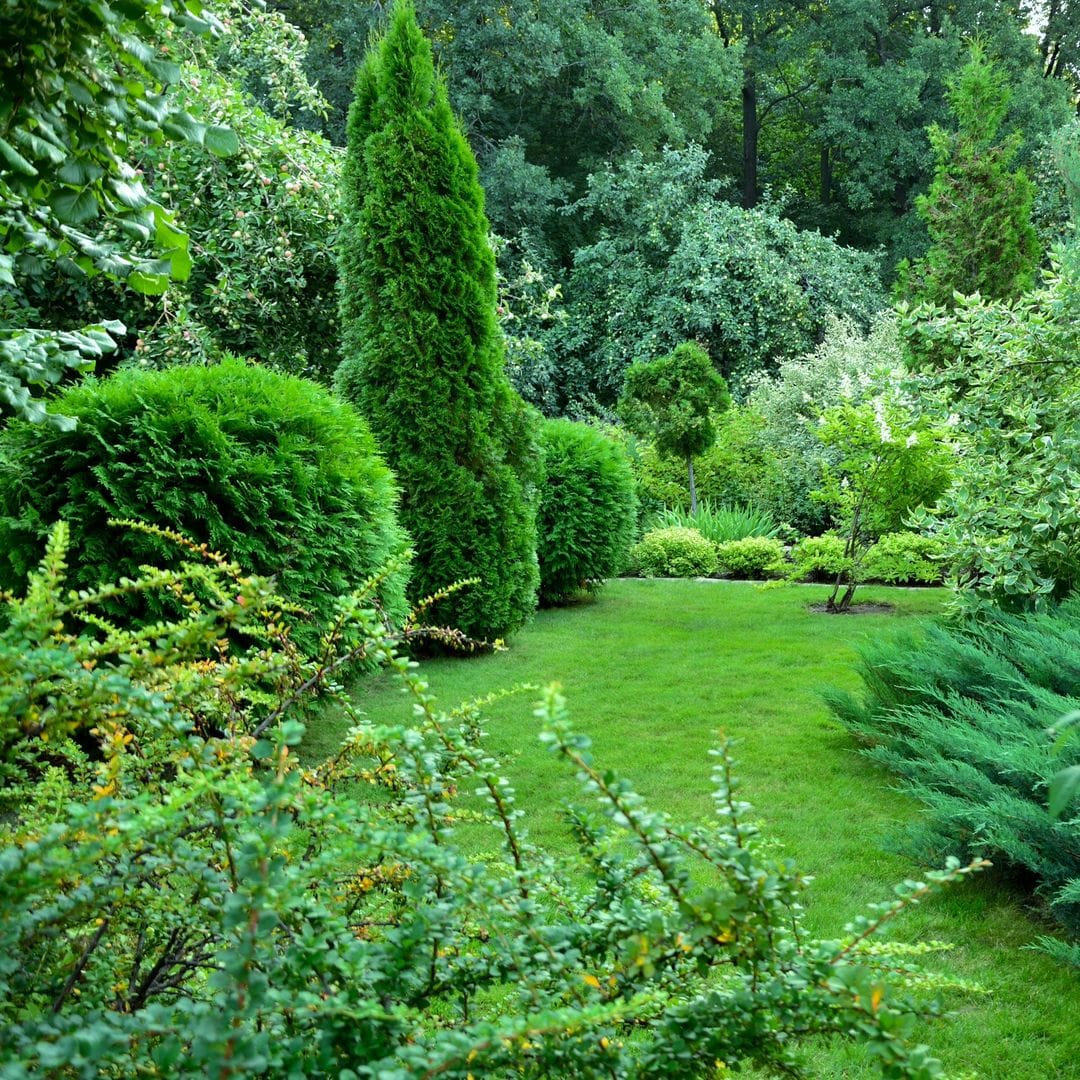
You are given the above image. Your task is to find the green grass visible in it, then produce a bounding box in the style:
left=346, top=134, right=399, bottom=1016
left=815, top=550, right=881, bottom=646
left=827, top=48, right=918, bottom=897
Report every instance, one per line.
left=304, top=580, right=1080, bottom=1079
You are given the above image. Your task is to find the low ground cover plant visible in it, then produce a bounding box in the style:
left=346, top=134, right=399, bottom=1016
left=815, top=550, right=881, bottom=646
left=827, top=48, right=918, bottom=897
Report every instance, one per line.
left=0, top=527, right=977, bottom=1077
left=827, top=600, right=1080, bottom=965
left=537, top=418, right=636, bottom=604
left=0, top=359, right=411, bottom=650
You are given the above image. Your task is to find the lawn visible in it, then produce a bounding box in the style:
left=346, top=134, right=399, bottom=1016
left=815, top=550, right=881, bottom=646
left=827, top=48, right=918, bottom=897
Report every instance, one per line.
left=304, top=579, right=1080, bottom=1079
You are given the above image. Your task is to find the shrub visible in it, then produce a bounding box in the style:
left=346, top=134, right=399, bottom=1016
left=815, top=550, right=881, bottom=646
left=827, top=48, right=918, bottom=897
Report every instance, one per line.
left=790, top=533, right=852, bottom=583
left=536, top=419, right=636, bottom=604
left=0, top=524, right=976, bottom=1075
left=827, top=601, right=1080, bottom=958
left=650, top=500, right=778, bottom=544
left=629, top=526, right=718, bottom=578
left=714, top=537, right=788, bottom=580
left=335, top=2, right=539, bottom=641
left=864, top=532, right=946, bottom=585
left=0, top=359, right=411, bottom=649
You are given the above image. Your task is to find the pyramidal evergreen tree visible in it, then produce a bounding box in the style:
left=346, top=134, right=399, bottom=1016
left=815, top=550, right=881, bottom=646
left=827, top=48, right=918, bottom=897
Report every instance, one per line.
left=898, top=43, right=1039, bottom=310
left=335, top=0, right=539, bottom=641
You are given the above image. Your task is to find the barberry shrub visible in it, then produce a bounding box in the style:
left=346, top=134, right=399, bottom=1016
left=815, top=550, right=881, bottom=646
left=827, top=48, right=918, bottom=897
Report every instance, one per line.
left=537, top=419, right=636, bottom=605
left=0, top=358, right=411, bottom=649
left=335, top=0, right=539, bottom=641
left=0, top=525, right=978, bottom=1076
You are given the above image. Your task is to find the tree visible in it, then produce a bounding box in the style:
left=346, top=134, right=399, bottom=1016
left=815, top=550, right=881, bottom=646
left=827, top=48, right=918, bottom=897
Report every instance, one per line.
left=0, top=0, right=233, bottom=425
left=335, top=0, right=539, bottom=642
left=619, top=342, right=731, bottom=514
left=897, top=43, right=1040, bottom=309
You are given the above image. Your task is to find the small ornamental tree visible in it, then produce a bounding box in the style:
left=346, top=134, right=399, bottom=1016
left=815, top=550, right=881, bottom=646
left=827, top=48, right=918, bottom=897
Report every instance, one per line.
left=335, top=0, right=539, bottom=642
left=897, top=43, right=1039, bottom=313
left=619, top=342, right=730, bottom=514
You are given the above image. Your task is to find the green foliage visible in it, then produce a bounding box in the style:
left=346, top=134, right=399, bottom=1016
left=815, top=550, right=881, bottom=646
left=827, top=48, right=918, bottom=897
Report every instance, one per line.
left=897, top=44, right=1039, bottom=310
left=629, top=527, right=719, bottom=578
left=901, top=255, right=1080, bottom=612
left=0, top=359, right=410, bottom=650
left=790, top=533, right=852, bottom=583
left=0, top=0, right=220, bottom=424
left=826, top=601, right=1080, bottom=956
left=649, top=501, right=779, bottom=544
left=812, top=397, right=952, bottom=611
left=536, top=419, right=637, bottom=605
left=0, top=528, right=977, bottom=1076
left=619, top=342, right=730, bottom=515
left=863, top=533, right=946, bottom=586
left=746, top=314, right=910, bottom=535
left=714, top=537, right=788, bottom=580
left=550, top=147, right=885, bottom=409
left=335, top=0, right=538, bottom=641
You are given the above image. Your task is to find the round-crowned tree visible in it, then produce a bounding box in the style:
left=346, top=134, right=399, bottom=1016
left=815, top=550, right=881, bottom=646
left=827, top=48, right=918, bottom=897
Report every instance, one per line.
left=0, top=358, right=411, bottom=649
left=536, top=419, right=636, bottom=605
left=618, top=341, right=731, bottom=514
left=335, top=0, right=539, bottom=642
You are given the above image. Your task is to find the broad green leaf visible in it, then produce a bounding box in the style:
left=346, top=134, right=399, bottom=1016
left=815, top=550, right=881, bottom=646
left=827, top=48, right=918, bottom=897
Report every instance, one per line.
left=1048, top=766, right=1080, bottom=819
left=50, top=188, right=99, bottom=225
left=204, top=125, right=240, bottom=158
left=127, top=268, right=170, bottom=295
left=0, top=137, right=37, bottom=177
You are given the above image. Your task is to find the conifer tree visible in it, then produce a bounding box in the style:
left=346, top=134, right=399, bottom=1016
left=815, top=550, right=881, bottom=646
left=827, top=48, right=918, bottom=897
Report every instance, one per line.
left=898, top=44, right=1039, bottom=309
left=335, top=0, right=539, bottom=641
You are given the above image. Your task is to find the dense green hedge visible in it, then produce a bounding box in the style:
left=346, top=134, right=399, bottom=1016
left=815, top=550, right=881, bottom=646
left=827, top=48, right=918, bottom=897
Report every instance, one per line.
left=827, top=601, right=1080, bottom=958
left=537, top=419, right=636, bottom=604
left=0, top=359, right=411, bottom=647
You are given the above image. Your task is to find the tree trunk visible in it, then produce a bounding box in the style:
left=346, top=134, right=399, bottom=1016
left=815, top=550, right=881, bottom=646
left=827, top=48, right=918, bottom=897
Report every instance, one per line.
left=820, top=144, right=832, bottom=207
left=742, top=72, right=759, bottom=209
left=687, top=455, right=698, bottom=515
left=741, top=8, right=758, bottom=209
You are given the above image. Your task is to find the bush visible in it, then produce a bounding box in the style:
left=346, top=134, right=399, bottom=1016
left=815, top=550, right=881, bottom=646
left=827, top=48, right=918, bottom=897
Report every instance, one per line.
left=629, top=526, right=718, bottom=578
left=0, top=525, right=974, bottom=1075
left=335, top=3, right=539, bottom=641
left=0, top=359, right=411, bottom=649
left=650, top=500, right=778, bottom=544
left=714, top=537, right=788, bottom=580
left=790, top=533, right=852, bottom=583
left=537, top=419, right=636, bottom=604
left=827, top=601, right=1080, bottom=956
left=864, top=532, right=946, bottom=585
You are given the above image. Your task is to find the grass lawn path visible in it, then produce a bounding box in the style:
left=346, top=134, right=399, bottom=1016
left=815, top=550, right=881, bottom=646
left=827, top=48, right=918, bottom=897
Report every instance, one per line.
left=305, top=579, right=1079, bottom=1079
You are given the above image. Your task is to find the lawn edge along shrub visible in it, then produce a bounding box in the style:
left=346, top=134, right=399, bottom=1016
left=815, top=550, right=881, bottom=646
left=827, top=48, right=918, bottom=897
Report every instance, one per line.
left=537, top=418, right=636, bottom=605
left=0, top=358, right=411, bottom=650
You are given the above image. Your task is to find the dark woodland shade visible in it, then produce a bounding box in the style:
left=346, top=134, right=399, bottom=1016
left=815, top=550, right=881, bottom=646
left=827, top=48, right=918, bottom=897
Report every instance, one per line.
left=336, top=0, right=539, bottom=641
left=0, top=359, right=411, bottom=651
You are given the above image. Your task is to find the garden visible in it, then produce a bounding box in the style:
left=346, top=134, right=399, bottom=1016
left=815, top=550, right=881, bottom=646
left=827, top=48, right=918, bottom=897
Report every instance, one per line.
left=1, top=1, right=1079, bottom=1077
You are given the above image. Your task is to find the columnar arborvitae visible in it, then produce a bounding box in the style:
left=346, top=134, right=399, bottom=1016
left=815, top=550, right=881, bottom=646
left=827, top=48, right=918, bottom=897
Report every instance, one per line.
left=335, top=0, right=539, bottom=641
left=898, top=44, right=1039, bottom=309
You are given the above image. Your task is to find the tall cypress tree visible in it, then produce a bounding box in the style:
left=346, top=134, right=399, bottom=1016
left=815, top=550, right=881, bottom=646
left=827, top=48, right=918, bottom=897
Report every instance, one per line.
left=336, top=0, right=539, bottom=641
left=898, top=44, right=1039, bottom=309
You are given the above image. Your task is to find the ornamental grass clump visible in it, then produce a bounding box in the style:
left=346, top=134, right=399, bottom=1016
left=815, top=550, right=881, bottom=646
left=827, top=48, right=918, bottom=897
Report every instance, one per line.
left=0, top=358, right=411, bottom=650
left=537, top=419, right=636, bottom=605
left=650, top=500, right=778, bottom=543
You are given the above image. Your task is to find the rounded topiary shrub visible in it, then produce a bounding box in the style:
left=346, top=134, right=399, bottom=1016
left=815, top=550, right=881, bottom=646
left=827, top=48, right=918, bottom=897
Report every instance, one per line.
left=537, top=419, right=636, bottom=605
left=714, top=537, right=787, bottom=579
left=629, top=527, right=718, bottom=578
left=0, top=359, right=411, bottom=647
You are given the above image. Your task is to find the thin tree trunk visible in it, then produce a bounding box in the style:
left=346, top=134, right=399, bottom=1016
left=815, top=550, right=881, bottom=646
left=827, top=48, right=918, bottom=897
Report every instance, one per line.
left=741, top=7, right=758, bottom=209
left=687, top=455, right=698, bottom=515
left=820, top=144, right=832, bottom=206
